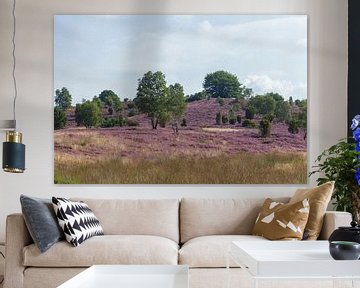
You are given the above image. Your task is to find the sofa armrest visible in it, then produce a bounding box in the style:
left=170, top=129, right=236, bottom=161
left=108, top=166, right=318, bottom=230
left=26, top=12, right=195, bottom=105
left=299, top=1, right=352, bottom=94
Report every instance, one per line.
left=4, top=214, right=33, bottom=288
left=318, top=211, right=352, bottom=240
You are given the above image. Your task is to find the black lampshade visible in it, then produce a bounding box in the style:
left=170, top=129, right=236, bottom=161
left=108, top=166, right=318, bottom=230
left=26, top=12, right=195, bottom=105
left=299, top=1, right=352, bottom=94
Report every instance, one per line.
left=2, top=131, right=25, bottom=173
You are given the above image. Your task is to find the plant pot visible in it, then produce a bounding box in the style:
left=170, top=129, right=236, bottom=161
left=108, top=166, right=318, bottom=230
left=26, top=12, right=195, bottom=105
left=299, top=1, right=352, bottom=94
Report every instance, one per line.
left=329, top=241, right=360, bottom=260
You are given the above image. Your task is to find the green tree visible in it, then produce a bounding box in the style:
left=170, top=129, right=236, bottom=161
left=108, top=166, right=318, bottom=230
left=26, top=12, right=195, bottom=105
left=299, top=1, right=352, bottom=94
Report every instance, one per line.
left=236, top=115, right=242, bottom=124
left=242, top=119, right=256, bottom=128
left=275, top=101, right=290, bottom=122
left=118, top=115, right=125, bottom=127
left=203, top=71, right=243, bottom=99
left=186, top=91, right=207, bottom=102
left=92, top=96, right=102, bottom=108
left=297, top=99, right=307, bottom=109
left=127, top=109, right=137, bottom=117
left=288, top=119, right=300, bottom=134
left=127, top=118, right=139, bottom=126
left=55, top=87, right=72, bottom=110
left=54, top=106, right=66, bottom=130
left=266, top=92, right=284, bottom=102
left=216, top=112, right=222, bottom=125
left=134, top=71, right=169, bottom=129
left=289, top=96, right=294, bottom=106
left=263, top=113, right=275, bottom=123
left=159, top=111, right=171, bottom=128
left=298, top=107, right=307, bottom=129
left=296, top=103, right=307, bottom=140
left=75, top=104, right=82, bottom=126
left=229, top=108, right=236, bottom=124
left=99, top=90, right=122, bottom=112
left=181, top=118, right=187, bottom=127
left=75, top=100, right=101, bottom=128
left=167, top=83, right=186, bottom=119
left=127, top=101, right=135, bottom=109
left=222, top=114, right=229, bottom=124
left=134, top=72, right=186, bottom=129
left=259, top=119, right=271, bottom=138
left=248, top=95, right=276, bottom=115
left=101, top=118, right=119, bottom=128
left=245, top=107, right=255, bottom=120
left=243, top=88, right=253, bottom=99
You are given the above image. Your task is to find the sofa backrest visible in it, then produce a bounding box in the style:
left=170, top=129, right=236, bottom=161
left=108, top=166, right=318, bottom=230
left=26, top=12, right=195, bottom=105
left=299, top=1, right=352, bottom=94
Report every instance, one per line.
left=180, top=198, right=289, bottom=243
left=73, top=198, right=180, bottom=243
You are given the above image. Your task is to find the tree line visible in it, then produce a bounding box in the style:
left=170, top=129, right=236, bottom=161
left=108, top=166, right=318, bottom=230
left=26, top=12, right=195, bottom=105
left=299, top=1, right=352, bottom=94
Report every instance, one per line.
left=54, top=70, right=307, bottom=140
left=212, top=92, right=307, bottom=139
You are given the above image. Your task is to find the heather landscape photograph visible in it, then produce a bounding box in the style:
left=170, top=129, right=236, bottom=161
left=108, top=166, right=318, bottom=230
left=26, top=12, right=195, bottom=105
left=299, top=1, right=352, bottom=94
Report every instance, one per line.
left=54, top=15, right=307, bottom=184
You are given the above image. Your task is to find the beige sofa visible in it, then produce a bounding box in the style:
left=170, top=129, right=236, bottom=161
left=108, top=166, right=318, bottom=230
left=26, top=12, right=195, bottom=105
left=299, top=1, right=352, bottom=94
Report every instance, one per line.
left=4, top=198, right=352, bottom=288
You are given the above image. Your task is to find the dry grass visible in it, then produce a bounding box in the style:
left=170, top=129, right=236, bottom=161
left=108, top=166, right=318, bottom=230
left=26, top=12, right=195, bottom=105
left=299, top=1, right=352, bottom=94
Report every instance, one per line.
left=55, top=130, right=126, bottom=156
left=54, top=152, right=307, bottom=184
left=202, top=127, right=243, bottom=132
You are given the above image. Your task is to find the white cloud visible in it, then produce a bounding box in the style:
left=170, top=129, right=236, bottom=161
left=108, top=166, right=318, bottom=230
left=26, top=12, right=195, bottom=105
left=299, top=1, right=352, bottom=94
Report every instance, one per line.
left=244, top=74, right=307, bottom=99
left=199, top=20, right=212, bottom=32
left=55, top=15, right=307, bottom=103
left=196, top=16, right=307, bottom=53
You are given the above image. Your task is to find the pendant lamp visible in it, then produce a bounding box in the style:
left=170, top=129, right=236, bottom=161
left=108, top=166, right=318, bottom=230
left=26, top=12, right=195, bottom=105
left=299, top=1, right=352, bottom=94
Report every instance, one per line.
left=1, top=0, right=25, bottom=173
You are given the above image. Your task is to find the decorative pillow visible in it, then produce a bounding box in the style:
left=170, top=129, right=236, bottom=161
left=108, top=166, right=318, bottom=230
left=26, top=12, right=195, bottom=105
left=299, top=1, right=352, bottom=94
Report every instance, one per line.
left=20, top=195, right=64, bottom=253
left=252, top=198, right=310, bottom=240
left=289, top=181, right=334, bottom=240
left=52, top=197, right=104, bottom=247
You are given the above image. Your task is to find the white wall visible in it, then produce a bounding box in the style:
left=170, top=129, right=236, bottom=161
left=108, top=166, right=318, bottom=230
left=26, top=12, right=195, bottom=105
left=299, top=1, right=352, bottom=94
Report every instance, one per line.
left=0, top=0, right=347, bottom=242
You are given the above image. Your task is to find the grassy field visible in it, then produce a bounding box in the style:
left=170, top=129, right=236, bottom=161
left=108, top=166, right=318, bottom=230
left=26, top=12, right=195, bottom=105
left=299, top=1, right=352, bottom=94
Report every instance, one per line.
left=54, top=151, right=307, bottom=184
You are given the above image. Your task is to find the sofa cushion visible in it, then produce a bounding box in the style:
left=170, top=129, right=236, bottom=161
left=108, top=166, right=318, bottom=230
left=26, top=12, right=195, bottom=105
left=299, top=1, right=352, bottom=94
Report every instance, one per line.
left=72, top=198, right=179, bottom=243
left=23, top=235, right=178, bottom=267
left=20, top=195, right=64, bottom=253
left=180, top=198, right=288, bottom=243
left=179, top=235, right=267, bottom=268
left=252, top=198, right=310, bottom=240
left=52, top=197, right=104, bottom=247
left=290, top=181, right=334, bottom=240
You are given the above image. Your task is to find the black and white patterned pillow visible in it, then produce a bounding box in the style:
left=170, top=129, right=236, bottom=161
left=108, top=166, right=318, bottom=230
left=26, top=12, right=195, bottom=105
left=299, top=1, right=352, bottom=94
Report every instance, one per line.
left=52, top=197, right=104, bottom=247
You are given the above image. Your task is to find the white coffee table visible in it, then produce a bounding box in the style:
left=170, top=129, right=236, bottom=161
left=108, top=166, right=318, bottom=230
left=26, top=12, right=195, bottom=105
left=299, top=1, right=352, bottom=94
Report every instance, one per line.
left=228, top=241, right=360, bottom=288
left=58, top=265, right=189, bottom=288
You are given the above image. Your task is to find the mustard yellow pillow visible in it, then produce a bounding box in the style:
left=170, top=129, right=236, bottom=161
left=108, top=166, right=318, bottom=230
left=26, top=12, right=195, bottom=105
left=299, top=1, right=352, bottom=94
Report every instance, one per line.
left=289, top=181, right=334, bottom=240
left=252, top=198, right=310, bottom=240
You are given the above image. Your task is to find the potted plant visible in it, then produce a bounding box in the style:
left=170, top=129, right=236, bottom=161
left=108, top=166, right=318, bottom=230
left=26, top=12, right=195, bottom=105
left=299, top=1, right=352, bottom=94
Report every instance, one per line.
left=310, top=115, right=360, bottom=222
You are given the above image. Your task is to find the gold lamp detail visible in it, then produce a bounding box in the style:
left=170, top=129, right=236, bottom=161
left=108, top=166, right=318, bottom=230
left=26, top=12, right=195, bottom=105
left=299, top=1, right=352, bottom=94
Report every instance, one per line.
left=1, top=0, right=26, bottom=173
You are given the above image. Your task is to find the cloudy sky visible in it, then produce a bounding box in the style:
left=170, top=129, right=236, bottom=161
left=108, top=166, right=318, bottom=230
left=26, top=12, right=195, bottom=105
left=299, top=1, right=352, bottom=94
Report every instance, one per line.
left=54, top=15, right=307, bottom=104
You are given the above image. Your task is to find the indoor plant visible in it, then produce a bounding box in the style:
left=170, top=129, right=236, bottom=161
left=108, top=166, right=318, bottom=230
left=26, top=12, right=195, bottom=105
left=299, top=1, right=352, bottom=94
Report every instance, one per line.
left=310, top=115, right=360, bottom=222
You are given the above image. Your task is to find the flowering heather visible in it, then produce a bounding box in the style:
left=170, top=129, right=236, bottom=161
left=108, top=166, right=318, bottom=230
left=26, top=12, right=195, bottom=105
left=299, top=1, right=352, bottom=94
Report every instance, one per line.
left=55, top=98, right=307, bottom=183
left=56, top=101, right=305, bottom=160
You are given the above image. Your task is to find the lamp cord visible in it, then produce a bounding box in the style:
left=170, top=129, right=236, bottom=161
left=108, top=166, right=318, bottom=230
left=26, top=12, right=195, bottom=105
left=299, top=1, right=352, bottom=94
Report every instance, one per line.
left=0, top=251, right=4, bottom=284
left=12, top=0, right=17, bottom=128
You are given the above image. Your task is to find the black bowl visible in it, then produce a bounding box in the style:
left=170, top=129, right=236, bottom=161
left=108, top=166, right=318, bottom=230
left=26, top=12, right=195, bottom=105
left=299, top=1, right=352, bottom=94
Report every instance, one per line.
left=329, top=241, right=360, bottom=260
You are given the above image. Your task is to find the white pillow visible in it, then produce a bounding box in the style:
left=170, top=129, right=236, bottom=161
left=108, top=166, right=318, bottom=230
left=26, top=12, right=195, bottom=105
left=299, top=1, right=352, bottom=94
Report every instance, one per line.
left=52, top=197, right=103, bottom=247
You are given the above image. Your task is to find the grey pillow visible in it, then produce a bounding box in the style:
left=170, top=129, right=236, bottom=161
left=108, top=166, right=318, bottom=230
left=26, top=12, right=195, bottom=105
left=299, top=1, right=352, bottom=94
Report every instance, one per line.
left=20, top=195, right=64, bottom=253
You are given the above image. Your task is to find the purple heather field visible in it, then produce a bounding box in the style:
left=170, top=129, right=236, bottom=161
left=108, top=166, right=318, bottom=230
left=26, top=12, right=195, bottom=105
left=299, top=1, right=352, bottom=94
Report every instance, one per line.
left=55, top=98, right=306, bottom=162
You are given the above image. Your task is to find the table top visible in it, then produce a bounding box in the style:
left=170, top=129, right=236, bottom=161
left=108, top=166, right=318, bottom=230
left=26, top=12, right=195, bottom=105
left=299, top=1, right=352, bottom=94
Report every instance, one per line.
left=231, top=240, right=360, bottom=278
left=58, top=265, right=189, bottom=288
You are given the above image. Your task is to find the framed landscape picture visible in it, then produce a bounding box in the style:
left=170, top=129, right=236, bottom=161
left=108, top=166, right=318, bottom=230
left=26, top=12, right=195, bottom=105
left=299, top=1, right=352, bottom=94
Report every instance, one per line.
left=54, top=15, right=307, bottom=184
